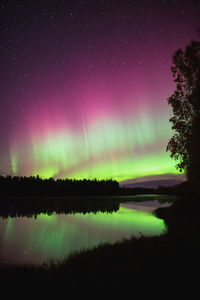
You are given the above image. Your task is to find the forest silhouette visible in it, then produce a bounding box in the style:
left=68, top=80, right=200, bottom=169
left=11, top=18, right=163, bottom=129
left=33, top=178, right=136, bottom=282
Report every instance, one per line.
left=0, top=175, right=160, bottom=197
left=0, top=175, right=119, bottom=196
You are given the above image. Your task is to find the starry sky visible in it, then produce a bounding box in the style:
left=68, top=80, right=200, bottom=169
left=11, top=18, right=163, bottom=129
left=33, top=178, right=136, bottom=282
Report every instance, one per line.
left=0, top=0, right=199, bottom=183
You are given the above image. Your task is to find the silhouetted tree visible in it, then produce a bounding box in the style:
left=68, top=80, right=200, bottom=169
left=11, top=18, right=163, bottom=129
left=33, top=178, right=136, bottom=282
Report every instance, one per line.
left=167, top=40, right=200, bottom=187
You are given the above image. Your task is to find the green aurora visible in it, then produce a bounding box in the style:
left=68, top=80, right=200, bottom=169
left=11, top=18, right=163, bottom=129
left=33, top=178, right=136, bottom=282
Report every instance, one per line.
left=10, top=110, right=180, bottom=181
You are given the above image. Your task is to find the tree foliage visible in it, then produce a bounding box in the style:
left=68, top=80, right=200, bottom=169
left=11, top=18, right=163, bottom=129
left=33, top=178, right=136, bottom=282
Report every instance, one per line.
left=167, top=40, right=200, bottom=183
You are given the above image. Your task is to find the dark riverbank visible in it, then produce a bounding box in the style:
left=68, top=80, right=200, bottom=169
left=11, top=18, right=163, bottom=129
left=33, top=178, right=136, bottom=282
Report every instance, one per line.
left=0, top=196, right=199, bottom=296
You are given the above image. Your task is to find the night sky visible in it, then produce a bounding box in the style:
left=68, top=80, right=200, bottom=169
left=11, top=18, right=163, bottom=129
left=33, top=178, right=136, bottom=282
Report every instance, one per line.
left=0, top=0, right=199, bottom=184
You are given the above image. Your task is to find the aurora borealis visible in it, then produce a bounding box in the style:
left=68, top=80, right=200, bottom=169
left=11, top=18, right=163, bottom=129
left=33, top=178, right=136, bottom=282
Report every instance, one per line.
left=1, top=0, right=199, bottom=184
left=11, top=102, right=176, bottom=181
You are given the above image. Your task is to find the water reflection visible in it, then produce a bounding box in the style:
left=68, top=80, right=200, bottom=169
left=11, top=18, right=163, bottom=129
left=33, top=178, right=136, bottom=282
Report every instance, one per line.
left=0, top=206, right=166, bottom=265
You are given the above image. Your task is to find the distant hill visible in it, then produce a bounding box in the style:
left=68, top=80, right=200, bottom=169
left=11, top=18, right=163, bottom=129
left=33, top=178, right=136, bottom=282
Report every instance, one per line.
left=120, top=174, right=186, bottom=188
left=120, top=179, right=185, bottom=189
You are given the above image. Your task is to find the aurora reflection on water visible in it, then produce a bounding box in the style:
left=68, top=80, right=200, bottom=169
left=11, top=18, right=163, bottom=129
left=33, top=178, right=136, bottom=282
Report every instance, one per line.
left=0, top=205, right=166, bottom=265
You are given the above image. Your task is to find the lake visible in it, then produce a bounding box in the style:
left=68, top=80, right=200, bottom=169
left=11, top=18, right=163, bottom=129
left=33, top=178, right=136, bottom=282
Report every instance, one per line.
left=0, top=195, right=172, bottom=265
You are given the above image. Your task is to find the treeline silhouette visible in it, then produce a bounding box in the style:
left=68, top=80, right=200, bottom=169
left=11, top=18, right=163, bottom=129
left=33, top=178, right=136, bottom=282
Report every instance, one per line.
left=0, top=175, right=119, bottom=196
left=0, top=175, right=185, bottom=198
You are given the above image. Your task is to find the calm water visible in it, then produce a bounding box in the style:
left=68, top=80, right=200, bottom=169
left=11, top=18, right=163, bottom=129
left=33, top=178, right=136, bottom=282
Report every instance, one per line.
left=0, top=200, right=168, bottom=265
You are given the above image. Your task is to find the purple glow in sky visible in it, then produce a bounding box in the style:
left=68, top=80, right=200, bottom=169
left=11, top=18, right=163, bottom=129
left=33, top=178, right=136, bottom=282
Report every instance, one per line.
left=0, top=0, right=199, bottom=184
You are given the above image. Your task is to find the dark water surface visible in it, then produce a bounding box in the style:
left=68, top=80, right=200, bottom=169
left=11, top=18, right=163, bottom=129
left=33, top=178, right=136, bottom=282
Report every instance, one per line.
left=0, top=195, right=171, bottom=265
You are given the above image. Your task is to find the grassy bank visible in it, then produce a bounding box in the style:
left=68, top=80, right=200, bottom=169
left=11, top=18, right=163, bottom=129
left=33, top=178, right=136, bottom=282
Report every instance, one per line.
left=0, top=197, right=199, bottom=296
